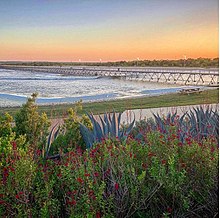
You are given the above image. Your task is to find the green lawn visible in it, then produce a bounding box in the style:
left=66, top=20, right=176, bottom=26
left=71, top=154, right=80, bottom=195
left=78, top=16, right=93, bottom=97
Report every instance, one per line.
left=0, top=89, right=218, bottom=118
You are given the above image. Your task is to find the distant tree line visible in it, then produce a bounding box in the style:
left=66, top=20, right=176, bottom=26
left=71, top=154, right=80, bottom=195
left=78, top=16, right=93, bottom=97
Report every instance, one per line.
left=0, top=57, right=218, bottom=68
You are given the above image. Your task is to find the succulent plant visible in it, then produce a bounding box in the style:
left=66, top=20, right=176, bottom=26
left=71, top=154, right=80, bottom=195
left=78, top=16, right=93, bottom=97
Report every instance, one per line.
left=79, top=111, right=135, bottom=149
left=44, top=123, right=61, bottom=159
left=134, top=106, right=219, bottom=144
left=185, top=106, right=219, bottom=141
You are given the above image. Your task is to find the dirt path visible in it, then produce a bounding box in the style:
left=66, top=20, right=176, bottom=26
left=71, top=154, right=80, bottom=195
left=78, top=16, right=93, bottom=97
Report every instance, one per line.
left=49, top=103, right=219, bottom=127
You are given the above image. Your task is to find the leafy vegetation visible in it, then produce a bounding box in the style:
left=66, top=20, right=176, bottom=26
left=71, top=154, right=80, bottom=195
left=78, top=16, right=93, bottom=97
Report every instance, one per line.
left=0, top=95, right=218, bottom=217
left=79, top=111, right=135, bottom=149
left=1, top=57, right=219, bottom=67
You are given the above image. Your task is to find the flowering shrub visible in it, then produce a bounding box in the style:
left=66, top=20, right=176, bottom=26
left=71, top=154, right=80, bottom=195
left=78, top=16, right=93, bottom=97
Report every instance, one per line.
left=0, top=101, right=218, bottom=217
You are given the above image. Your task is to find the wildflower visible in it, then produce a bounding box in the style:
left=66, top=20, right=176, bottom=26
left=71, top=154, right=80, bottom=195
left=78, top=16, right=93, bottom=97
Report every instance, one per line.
left=11, top=141, right=17, bottom=150
left=115, top=183, right=119, bottom=190
left=57, top=173, right=62, bottom=178
left=210, top=147, right=215, bottom=153
left=67, top=199, right=76, bottom=206
left=161, top=160, right=166, bottom=165
left=76, top=177, right=83, bottom=184
left=142, top=163, right=148, bottom=169
left=94, top=172, right=99, bottom=177
left=181, top=163, right=186, bottom=168
left=84, top=173, right=90, bottom=177
left=96, top=211, right=101, bottom=218
left=8, top=166, right=15, bottom=172
left=36, top=149, right=41, bottom=156
left=178, top=142, right=183, bottom=147
left=148, top=152, right=155, bottom=157
left=167, top=207, right=172, bottom=213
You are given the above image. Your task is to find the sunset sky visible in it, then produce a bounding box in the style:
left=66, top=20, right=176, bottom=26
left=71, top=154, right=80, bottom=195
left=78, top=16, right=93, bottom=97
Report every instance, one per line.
left=0, top=0, right=218, bottom=62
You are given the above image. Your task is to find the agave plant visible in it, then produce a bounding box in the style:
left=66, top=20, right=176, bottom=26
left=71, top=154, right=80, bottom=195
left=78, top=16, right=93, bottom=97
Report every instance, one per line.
left=43, top=123, right=61, bottom=159
left=134, top=106, right=219, bottom=144
left=79, top=111, right=135, bottom=149
left=184, top=106, right=219, bottom=141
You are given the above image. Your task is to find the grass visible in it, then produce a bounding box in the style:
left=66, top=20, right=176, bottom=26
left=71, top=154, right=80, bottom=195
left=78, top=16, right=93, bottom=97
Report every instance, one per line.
left=0, top=89, right=218, bottom=118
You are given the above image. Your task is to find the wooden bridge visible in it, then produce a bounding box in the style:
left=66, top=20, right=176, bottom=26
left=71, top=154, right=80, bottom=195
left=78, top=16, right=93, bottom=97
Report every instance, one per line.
left=0, top=65, right=219, bottom=86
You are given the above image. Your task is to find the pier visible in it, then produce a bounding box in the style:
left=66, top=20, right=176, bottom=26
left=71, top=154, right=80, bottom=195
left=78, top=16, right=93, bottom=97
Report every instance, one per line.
left=0, top=65, right=219, bottom=86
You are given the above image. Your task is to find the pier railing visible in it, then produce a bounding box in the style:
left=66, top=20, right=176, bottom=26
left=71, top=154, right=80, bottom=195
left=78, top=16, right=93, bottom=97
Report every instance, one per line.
left=0, top=65, right=219, bottom=86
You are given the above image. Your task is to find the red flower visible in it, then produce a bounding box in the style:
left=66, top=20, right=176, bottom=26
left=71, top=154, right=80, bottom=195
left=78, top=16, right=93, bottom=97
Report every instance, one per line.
left=96, top=211, right=101, bottom=218
left=76, top=177, right=84, bottom=184
left=167, top=207, right=172, bottom=213
left=161, top=160, right=166, bottom=165
left=70, top=199, right=76, bottom=205
left=84, top=173, right=90, bottom=177
left=181, top=163, right=186, bottom=168
left=142, top=163, right=148, bottom=169
left=12, top=141, right=17, bottom=150
left=0, top=200, right=5, bottom=204
left=178, top=142, right=183, bottom=146
left=15, top=194, right=20, bottom=199
left=210, top=147, right=215, bottom=153
left=67, top=199, right=76, bottom=206
left=115, top=183, right=119, bottom=190
left=36, top=149, right=41, bottom=156
left=94, top=172, right=99, bottom=177
left=57, top=173, right=62, bottom=178
left=148, top=152, right=155, bottom=157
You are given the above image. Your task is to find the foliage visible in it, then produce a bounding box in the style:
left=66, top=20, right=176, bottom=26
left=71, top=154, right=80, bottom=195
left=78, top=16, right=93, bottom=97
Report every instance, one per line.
left=133, top=106, right=219, bottom=144
left=15, top=93, right=50, bottom=148
left=79, top=111, right=135, bottom=149
left=0, top=132, right=218, bottom=217
left=0, top=113, right=27, bottom=166
left=1, top=57, right=219, bottom=68
left=0, top=99, right=218, bottom=217
left=48, top=101, right=92, bottom=156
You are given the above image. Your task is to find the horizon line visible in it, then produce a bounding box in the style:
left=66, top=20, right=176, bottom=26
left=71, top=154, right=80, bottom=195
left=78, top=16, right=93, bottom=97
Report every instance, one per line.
left=0, top=57, right=219, bottom=63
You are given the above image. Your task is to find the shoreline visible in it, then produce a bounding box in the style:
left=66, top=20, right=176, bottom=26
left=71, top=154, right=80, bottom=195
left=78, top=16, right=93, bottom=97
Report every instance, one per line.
left=0, top=86, right=215, bottom=109
left=0, top=89, right=218, bottom=118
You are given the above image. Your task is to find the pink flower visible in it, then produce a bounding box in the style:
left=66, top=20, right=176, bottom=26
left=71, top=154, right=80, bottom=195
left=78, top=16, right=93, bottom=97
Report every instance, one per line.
left=94, top=172, right=99, bottom=177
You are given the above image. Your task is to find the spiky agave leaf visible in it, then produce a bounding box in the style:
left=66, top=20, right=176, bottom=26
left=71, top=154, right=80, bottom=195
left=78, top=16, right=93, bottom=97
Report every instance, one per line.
left=99, top=115, right=108, bottom=138
left=79, top=123, right=95, bottom=149
left=80, top=111, right=135, bottom=149
left=45, top=123, right=60, bottom=158
left=125, top=112, right=135, bottom=136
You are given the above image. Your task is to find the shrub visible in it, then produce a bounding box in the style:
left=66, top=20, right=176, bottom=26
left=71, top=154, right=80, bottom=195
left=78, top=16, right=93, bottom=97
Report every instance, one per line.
left=47, top=101, right=92, bottom=158
left=0, top=103, right=218, bottom=217
left=15, top=93, right=50, bottom=149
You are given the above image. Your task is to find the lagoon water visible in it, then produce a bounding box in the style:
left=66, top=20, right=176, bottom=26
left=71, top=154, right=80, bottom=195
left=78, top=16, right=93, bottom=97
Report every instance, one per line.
left=0, top=68, right=200, bottom=107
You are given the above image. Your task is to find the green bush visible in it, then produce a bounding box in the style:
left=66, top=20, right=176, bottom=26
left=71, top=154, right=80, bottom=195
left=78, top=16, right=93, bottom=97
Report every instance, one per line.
left=15, top=93, right=50, bottom=149
left=0, top=100, right=218, bottom=217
